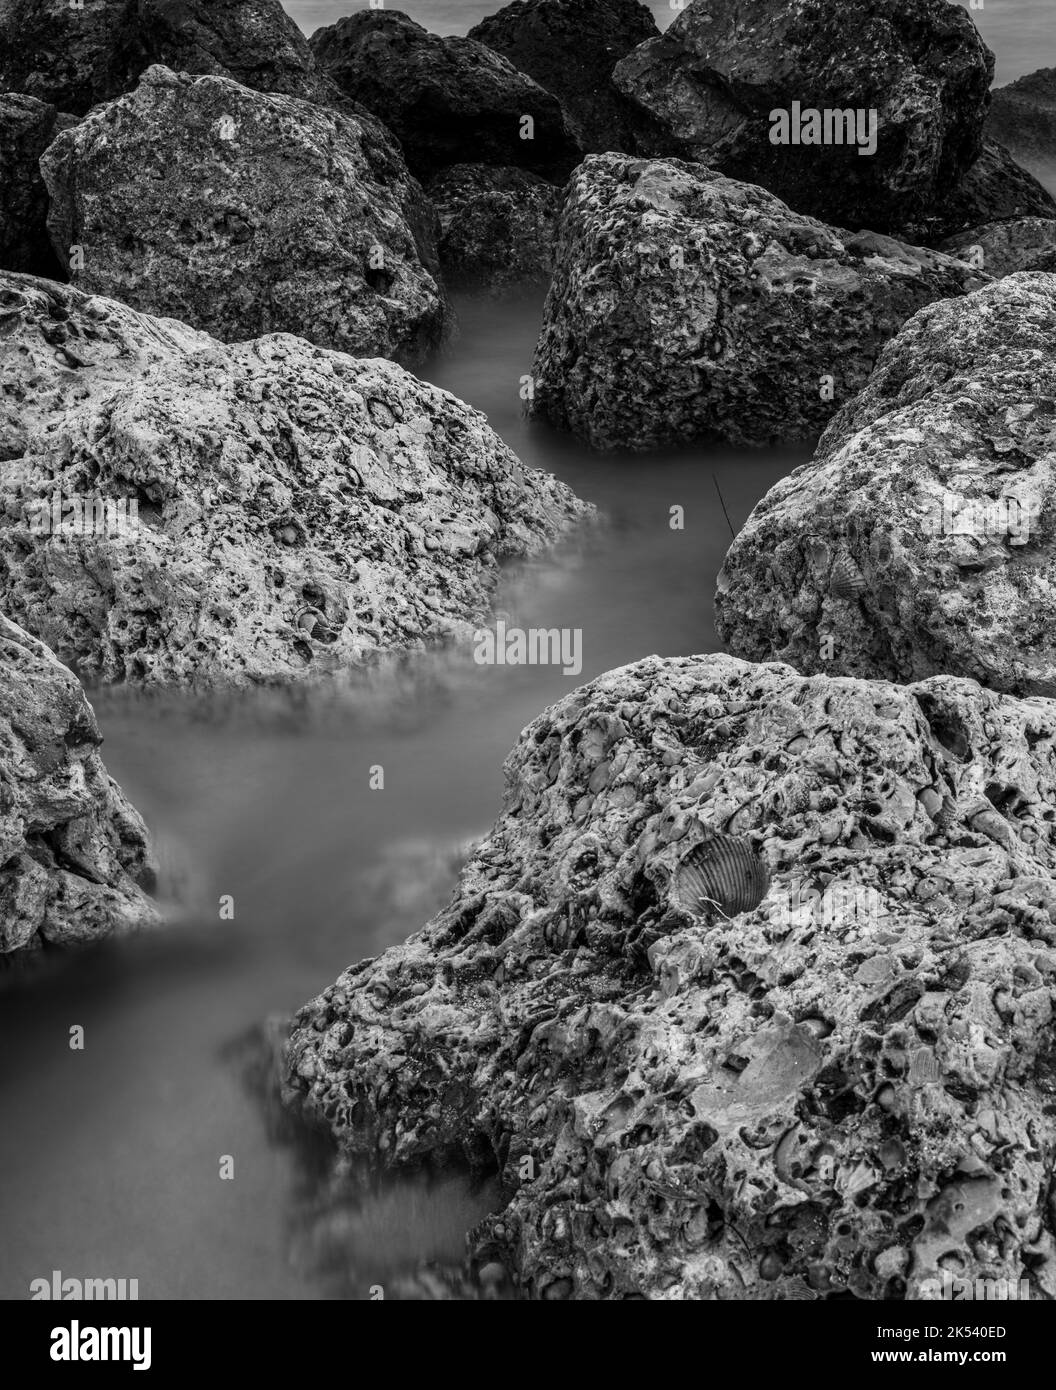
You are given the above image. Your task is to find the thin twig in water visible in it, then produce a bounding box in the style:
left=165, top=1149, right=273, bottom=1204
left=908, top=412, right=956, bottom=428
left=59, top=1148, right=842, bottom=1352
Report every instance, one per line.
left=712, top=472, right=736, bottom=539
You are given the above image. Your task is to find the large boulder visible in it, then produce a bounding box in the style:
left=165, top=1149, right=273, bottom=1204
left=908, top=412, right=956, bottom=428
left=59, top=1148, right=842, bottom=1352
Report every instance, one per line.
left=0, top=93, right=71, bottom=278
left=282, top=651, right=1056, bottom=1301
left=612, top=0, right=994, bottom=235
left=308, top=11, right=583, bottom=182
left=0, top=0, right=327, bottom=114
left=715, top=273, right=1056, bottom=697
left=987, top=69, right=1056, bottom=176
left=0, top=272, right=591, bottom=688
left=0, top=613, right=158, bottom=953
left=529, top=154, right=987, bottom=451
left=40, top=66, right=448, bottom=364
left=940, top=218, right=1056, bottom=278
left=468, top=0, right=663, bottom=155
left=903, top=141, right=1056, bottom=247
left=428, top=164, right=561, bottom=292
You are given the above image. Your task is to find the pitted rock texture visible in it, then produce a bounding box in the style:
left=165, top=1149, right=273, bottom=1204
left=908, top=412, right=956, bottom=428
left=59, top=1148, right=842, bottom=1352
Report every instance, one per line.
left=40, top=65, right=448, bottom=366
left=987, top=69, right=1056, bottom=176
left=468, top=0, right=662, bottom=155
left=908, top=142, right=1056, bottom=247
left=0, top=273, right=590, bottom=689
left=428, top=164, right=561, bottom=292
left=716, top=273, right=1056, bottom=697
left=940, top=219, right=1056, bottom=278
left=0, top=0, right=330, bottom=114
left=0, top=612, right=158, bottom=952
left=529, top=154, right=987, bottom=451
left=0, top=94, right=71, bottom=279
left=308, top=10, right=583, bottom=182
left=282, top=652, right=1056, bottom=1300
left=611, top=0, right=994, bottom=235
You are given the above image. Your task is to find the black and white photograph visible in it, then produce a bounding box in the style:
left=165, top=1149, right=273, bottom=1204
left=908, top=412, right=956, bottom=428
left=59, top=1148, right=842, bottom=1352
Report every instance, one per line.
left=0, top=0, right=1054, bottom=1359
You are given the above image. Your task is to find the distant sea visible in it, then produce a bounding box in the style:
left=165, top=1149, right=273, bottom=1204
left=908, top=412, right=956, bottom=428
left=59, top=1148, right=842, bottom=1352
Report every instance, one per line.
left=287, top=0, right=1054, bottom=87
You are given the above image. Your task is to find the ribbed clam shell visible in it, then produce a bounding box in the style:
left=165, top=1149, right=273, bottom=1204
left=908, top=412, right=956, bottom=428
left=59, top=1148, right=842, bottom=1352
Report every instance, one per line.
left=829, top=554, right=867, bottom=601
left=675, top=834, right=769, bottom=918
left=908, top=1047, right=940, bottom=1085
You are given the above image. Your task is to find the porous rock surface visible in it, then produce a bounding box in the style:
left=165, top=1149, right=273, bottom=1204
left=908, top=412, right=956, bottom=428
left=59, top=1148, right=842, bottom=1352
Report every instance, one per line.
left=428, top=164, right=561, bottom=292
left=40, top=66, right=448, bottom=365
left=282, top=652, right=1056, bottom=1300
left=0, top=272, right=590, bottom=688
left=940, top=218, right=1056, bottom=278
left=468, top=0, right=662, bottom=155
left=0, top=612, right=158, bottom=952
left=529, top=154, right=987, bottom=451
left=0, top=93, right=72, bottom=279
left=308, top=11, right=583, bottom=182
left=716, top=273, right=1056, bottom=697
left=0, top=0, right=330, bottom=114
left=611, top=0, right=994, bottom=235
left=910, top=142, right=1056, bottom=247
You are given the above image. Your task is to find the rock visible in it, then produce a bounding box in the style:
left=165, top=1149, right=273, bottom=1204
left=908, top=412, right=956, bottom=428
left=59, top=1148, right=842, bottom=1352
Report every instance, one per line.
left=427, top=164, right=561, bottom=292
left=715, top=273, right=1056, bottom=697
left=611, top=0, right=994, bottom=235
left=0, top=0, right=330, bottom=115
left=529, top=154, right=987, bottom=451
left=40, top=66, right=448, bottom=365
left=281, top=651, right=1056, bottom=1300
left=308, top=11, right=583, bottom=182
left=0, top=612, right=158, bottom=952
left=987, top=68, right=1056, bottom=176
left=940, top=218, right=1056, bottom=278
left=0, top=272, right=591, bottom=688
left=904, top=142, right=1056, bottom=247
left=0, top=93, right=70, bottom=278
left=468, top=0, right=663, bottom=155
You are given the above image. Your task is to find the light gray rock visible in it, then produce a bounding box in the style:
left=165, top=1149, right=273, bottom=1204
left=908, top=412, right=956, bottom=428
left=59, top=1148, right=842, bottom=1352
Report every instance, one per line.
left=282, top=652, right=1056, bottom=1300
left=40, top=66, right=449, bottom=365
left=0, top=612, right=158, bottom=953
left=611, top=0, right=994, bottom=235
left=529, top=154, right=988, bottom=450
left=0, top=272, right=591, bottom=688
left=715, top=272, right=1056, bottom=696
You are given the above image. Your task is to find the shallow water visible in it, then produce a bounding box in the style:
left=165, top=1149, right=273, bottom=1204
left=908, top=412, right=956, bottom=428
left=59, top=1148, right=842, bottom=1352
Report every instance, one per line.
left=2, top=0, right=1052, bottom=1303
left=0, top=291, right=799, bottom=1300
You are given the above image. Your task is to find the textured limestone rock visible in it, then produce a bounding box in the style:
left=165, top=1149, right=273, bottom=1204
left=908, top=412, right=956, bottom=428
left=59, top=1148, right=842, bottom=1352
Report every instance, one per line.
left=308, top=11, right=583, bottom=182
left=40, top=66, right=448, bottom=365
left=907, top=141, right=1056, bottom=247
left=0, top=0, right=329, bottom=114
left=0, top=272, right=590, bottom=688
left=987, top=69, right=1056, bottom=175
left=716, top=273, right=1056, bottom=697
left=529, top=154, right=987, bottom=451
left=940, top=218, right=1056, bottom=278
left=428, top=164, right=561, bottom=292
left=0, top=94, right=71, bottom=279
left=282, top=652, right=1056, bottom=1300
left=468, top=0, right=662, bottom=155
left=611, top=0, right=994, bottom=235
left=0, top=612, right=157, bottom=953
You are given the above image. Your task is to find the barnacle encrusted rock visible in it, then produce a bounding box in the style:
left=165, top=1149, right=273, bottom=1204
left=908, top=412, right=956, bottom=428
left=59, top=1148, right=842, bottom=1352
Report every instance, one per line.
left=282, top=653, right=1056, bottom=1300
left=716, top=272, right=1056, bottom=696
left=427, top=164, right=562, bottom=292
left=529, top=154, right=987, bottom=450
left=0, top=613, right=158, bottom=952
left=611, top=0, right=994, bottom=235
left=308, top=11, right=583, bottom=183
left=0, top=272, right=590, bottom=688
left=40, top=66, right=449, bottom=365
